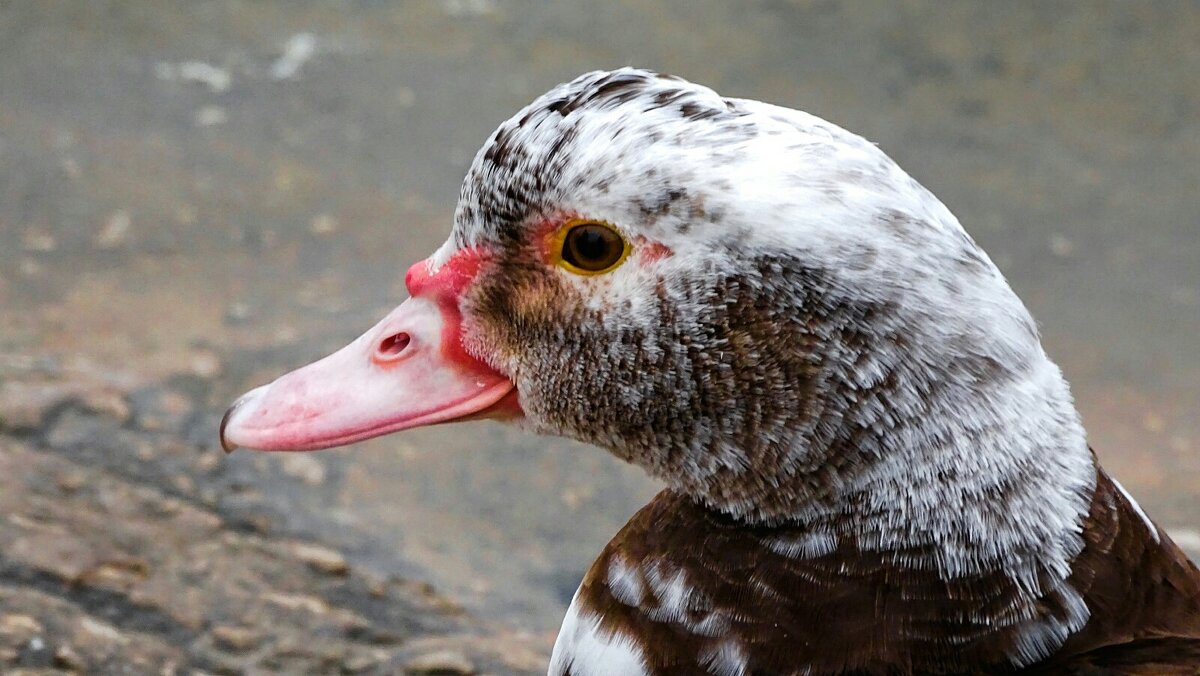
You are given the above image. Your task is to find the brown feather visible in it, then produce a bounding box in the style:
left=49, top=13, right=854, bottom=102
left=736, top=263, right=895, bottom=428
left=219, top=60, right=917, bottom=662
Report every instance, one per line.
left=572, top=465, right=1200, bottom=674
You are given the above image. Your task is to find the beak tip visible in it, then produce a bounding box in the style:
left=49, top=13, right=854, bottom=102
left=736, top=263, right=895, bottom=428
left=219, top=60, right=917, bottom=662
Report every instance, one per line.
left=219, top=399, right=243, bottom=455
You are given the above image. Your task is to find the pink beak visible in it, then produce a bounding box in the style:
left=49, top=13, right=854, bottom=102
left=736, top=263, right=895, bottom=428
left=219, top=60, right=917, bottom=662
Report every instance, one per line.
left=219, top=250, right=518, bottom=453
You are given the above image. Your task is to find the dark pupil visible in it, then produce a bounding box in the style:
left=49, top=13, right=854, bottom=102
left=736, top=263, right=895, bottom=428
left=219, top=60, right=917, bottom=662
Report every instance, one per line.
left=574, top=229, right=607, bottom=261
left=564, top=225, right=621, bottom=270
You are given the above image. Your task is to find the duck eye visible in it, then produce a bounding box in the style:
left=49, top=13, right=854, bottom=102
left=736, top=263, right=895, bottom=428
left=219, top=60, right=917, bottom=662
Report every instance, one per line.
left=556, top=221, right=630, bottom=274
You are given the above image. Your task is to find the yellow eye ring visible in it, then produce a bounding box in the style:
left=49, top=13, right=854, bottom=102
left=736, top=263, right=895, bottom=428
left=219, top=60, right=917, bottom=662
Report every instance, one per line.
left=549, top=219, right=631, bottom=275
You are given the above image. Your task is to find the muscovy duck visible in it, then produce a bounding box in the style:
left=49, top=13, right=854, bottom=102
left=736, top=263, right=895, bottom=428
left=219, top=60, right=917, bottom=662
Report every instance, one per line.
left=221, top=69, right=1200, bottom=674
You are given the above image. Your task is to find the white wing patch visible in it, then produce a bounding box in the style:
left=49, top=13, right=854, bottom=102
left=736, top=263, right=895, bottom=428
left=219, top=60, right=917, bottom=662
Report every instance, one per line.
left=1111, top=476, right=1160, bottom=543
left=1007, top=576, right=1091, bottom=667
left=765, top=530, right=837, bottom=558
left=550, top=587, right=649, bottom=676
left=553, top=561, right=748, bottom=674
left=605, top=555, right=647, bottom=606
left=641, top=561, right=730, bottom=637
left=699, top=639, right=749, bottom=676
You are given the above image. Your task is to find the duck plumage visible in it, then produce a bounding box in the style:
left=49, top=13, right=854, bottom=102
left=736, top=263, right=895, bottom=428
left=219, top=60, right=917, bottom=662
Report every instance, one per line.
left=222, top=69, right=1200, bottom=674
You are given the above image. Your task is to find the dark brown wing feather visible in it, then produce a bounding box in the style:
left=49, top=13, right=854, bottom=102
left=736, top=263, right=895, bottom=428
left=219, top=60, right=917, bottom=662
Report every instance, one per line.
left=1025, top=637, right=1200, bottom=674
left=1030, top=469, right=1200, bottom=672
left=576, top=465, right=1200, bottom=674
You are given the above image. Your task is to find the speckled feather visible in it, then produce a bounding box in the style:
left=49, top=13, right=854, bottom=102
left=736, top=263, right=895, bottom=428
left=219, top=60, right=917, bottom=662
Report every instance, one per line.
left=557, top=470, right=1200, bottom=674
left=424, top=69, right=1200, bottom=674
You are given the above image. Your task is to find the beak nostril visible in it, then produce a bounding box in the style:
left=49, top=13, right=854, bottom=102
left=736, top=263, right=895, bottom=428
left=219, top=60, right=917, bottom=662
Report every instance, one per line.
left=377, top=332, right=411, bottom=358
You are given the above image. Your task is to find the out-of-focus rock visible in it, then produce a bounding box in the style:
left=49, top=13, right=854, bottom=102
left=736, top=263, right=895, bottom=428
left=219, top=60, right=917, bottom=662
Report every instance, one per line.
left=0, top=438, right=550, bottom=673
left=279, top=453, right=326, bottom=485
left=210, top=625, right=263, bottom=653
left=77, top=559, right=151, bottom=591
left=225, top=301, right=254, bottom=325
left=53, top=643, right=86, bottom=671
left=80, top=389, right=131, bottom=424
left=270, top=33, right=317, bottom=80
left=155, top=60, right=231, bottom=93
left=310, top=213, right=339, bottom=235
left=194, top=106, right=227, bottom=127
left=17, top=258, right=42, bottom=278
left=0, top=382, right=63, bottom=431
left=188, top=348, right=222, bottom=379
left=288, top=542, right=349, bottom=576
left=56, top=470, right=86, bottom=493
left=0, top=380, right=127, bottom=431
left=0, top=615, right=44, bottom=639
left=194, top=452, right=221, bottom=474
left=1049, top=233, right=1075, bottom=258
left=21, top=229, right=57, bottom=253
left=131, top=388, right=194, bottom=433
left=405, top=648, right=476, bottom=675
left=262, top=591, right=330, bottom=616
left=1141, top=412, right=1167, bottom=434
left=94, top=211, right=132, bottom=250
left=343, top=648, right=388, bottom=672
left=76, top=617, right=125, bottom=645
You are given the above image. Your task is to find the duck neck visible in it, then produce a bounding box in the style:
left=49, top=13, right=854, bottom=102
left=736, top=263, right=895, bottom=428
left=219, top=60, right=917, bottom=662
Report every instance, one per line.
left=677, top=347, right=1102, bottom=667
left=692, top=346, right=1097, bottom=582
left=812, top=354, right=1093, bottom=568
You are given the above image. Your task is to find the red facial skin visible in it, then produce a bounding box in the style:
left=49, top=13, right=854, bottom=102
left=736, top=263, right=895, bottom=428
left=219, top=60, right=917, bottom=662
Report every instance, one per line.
left=220, top=217, right=674, bottom=453
left=635, top=238, right=672, bottom=263
left=405, top=247, right=525, bottom=423
left=409, top=220, right=670, bottom=424
left=219, top=246, right=521, bottom=453
left=402, top=247, right=496, bottom=372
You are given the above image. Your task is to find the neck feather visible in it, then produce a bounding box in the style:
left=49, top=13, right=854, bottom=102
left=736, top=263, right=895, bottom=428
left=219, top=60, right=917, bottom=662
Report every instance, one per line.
left=672, top=254, right=1098, bottom=586
left=689, top=347, right=1099, bottom=667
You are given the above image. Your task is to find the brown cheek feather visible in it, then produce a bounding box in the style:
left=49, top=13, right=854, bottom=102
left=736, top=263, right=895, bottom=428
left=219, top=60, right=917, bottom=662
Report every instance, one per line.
left=466, top=252, right=850, bottom=520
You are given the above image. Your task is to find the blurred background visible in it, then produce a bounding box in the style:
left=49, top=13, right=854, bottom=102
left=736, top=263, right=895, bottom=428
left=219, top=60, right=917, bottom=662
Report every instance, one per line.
left=1, top=1, right=1197, bottom=672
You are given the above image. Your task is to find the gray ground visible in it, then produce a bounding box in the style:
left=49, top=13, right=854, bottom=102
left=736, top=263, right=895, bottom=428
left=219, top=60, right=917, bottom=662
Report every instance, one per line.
left=0, top=1, right=1197, bottom=673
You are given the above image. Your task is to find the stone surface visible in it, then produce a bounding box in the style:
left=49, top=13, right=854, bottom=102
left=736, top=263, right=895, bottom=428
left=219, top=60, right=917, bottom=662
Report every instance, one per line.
left=404, top=648, right=476, bottom=674
left=0, top=422, right=547, bottom=673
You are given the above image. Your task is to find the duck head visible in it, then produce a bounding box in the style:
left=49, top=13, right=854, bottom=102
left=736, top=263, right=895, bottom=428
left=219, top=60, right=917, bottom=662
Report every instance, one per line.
left=222, top=68, right=1091, bottom=530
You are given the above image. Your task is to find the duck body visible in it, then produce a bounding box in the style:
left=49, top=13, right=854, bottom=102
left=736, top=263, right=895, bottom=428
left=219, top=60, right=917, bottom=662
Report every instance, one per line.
left=220, top=69, right=1200, bottom=674
left=553, top=471, right=1200, bottom=674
